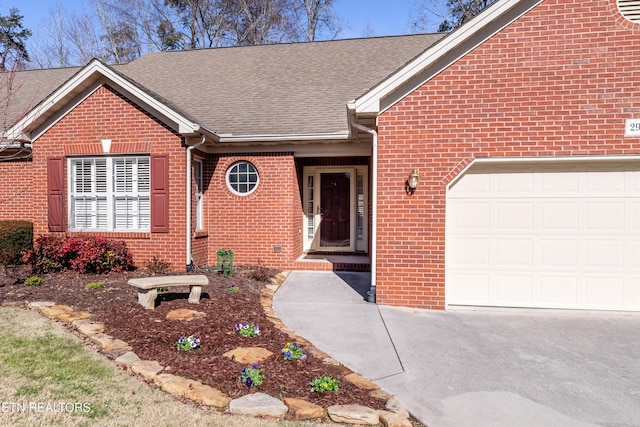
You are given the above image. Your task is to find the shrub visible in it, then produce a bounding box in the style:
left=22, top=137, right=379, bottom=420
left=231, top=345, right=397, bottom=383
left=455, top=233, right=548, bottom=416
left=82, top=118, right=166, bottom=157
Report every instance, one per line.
left=30, top=235, right=134, bottom=274
left=85, top=282, right=103, bottom=290
left=249, top=265, right=274, bottom=282
left=145, top=256, right=171, bottom=275
left=24, top=276, right=43, bottom=286
left=216, top=248, right=234, bottom=277
left=25, top=235, right=65, bottom=273
left=0, top=221, right=33, bottom=272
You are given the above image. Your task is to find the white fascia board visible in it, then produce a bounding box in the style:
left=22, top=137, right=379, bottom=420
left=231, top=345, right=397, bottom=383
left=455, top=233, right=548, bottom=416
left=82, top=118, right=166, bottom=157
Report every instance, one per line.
left=9, top=59, right=201, bottom=140
left=209, top=140, right=370, bottom=157
left=216, top=132, right=350, bottom=143
left=354, top=0, right=542, bottom=115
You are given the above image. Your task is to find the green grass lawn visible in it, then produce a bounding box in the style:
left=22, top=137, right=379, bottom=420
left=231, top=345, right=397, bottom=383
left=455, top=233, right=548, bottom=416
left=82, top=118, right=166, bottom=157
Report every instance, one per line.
left=0, top=307, right=327, bottom=427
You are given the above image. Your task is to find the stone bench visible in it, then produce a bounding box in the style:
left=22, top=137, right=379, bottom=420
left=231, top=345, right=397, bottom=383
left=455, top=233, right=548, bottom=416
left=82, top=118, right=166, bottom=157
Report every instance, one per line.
left=128, top=275, right=209, bottom=309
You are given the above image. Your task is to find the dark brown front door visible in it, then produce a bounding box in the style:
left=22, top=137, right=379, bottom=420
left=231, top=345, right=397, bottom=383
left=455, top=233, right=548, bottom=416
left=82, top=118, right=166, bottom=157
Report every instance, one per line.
left=320, top=172, right=351, bottom=248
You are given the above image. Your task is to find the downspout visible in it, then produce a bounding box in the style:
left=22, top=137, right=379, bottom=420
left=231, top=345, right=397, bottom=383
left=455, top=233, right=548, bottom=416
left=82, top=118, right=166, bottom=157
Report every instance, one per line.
left=349, top=116, right=378, bottom=303
left=186, top=134, right=206, bottom=271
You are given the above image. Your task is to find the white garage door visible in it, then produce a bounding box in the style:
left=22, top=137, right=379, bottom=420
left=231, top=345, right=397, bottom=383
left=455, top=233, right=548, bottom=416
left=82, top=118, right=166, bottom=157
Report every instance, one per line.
left=447, top=161, right=640, bottom=311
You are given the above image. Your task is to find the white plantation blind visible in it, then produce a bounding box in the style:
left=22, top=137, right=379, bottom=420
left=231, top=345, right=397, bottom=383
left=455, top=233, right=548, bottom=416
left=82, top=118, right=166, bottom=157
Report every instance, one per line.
left=618, top=0, right=640, bottom=23
left=70, top=156, right=150, bottom=231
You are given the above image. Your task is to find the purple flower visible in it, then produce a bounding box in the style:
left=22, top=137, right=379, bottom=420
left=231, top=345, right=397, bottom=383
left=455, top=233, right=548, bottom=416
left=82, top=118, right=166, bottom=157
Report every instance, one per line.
left=245, top=377, right=253, bottom=387
left=300, top=354, right=307, bottom=360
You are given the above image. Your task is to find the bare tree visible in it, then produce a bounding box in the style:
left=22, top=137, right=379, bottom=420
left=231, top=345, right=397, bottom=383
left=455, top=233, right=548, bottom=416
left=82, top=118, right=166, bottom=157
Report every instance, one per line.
left=29, top=5, right=72, bottom=68
left=411, top=0, right=497, bottom=33
left=93, top=0, right=142, bottom=62
left=294, top=0, right=343, bottom=41
left=223, top=0, right=296, bottom=46
left=27, top=0, right=348, bottom=68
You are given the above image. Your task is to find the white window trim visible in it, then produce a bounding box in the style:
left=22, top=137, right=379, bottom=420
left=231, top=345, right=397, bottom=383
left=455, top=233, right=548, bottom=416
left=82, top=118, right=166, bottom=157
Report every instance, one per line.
left=226, top=161, right=259, bottom=196
left=194, top=158, right=204, bottom=231
left=68, top=156, right=150, bottom=232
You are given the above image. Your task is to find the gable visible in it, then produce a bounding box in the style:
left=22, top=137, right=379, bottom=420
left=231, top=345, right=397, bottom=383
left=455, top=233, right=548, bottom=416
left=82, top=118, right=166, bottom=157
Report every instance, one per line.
left=37, top=85, right=181, bottom=155
left=388, top=0, right=640, bottom=124
left=6, top=60, right=201, bottom=146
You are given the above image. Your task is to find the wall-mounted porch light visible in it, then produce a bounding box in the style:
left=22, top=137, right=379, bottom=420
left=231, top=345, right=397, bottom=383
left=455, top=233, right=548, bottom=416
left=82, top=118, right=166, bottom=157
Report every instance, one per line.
left=406, top=168, right=419, bottom=195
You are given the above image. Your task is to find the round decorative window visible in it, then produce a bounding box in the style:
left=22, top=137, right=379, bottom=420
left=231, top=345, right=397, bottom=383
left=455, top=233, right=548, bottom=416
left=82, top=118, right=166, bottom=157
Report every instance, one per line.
left=618, top=0, right=640, bottom=23
left=226, top=161, right=259, bottom=195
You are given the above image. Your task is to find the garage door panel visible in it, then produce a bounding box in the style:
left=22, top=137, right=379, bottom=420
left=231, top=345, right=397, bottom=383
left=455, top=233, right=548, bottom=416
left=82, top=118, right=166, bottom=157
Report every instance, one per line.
left=540, top=239, right=578, bottom=268
left=585, top=202, right=625, bottom=231
left=494, top=275, right=533, bottom=304
left=585, top=170, right=626, bottom=193
left=496, top=171, right=534, bottom=193
left=584, top=240, right=625, bottom=269
left=631, top=241, right=640, bottom=269
left=450, top=172, right=491, bottom=194
left=584, top=278, right=625, bottom=307
left=539, top=276, right=578, bottom=305
left=496, top=238, right=533, bottom=266
left=541, top=202, right=579, bottom=231
left=542, top=171, right=579, bottom=193
left=447, top=163, right=640, bottom=311
left=451, top=274, right=490, bottom=303
left=451, top=238, right=489, bottom=265
left=496, top=202, right=534, bottom=230
left=632, top=202, right=640, bottom=228
left=450, top=201, right=490, bottom=230
left=630, top=278, right=640, bottom=306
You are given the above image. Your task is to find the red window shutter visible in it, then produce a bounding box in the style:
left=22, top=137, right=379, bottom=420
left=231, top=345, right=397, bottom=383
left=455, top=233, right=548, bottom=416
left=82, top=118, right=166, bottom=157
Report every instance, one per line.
left=47, top=157, right=65, bottom=232
left=150, top=155, right=169, bottom=233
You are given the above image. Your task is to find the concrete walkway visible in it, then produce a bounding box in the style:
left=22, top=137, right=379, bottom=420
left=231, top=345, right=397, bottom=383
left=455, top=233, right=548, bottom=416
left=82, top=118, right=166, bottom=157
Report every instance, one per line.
left=273, top=271, right=640, bottom=427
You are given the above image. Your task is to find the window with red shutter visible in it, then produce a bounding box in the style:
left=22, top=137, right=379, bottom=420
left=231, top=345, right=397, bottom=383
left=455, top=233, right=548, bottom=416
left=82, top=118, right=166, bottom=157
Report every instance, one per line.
left=150, top=155, right=169, bottom=233
left=47, top=157, right=65, bottom=232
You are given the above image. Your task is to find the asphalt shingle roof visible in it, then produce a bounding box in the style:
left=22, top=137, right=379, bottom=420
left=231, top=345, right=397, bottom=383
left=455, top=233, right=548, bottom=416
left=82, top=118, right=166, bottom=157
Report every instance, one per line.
left=5, top=34, right=444, bottom=138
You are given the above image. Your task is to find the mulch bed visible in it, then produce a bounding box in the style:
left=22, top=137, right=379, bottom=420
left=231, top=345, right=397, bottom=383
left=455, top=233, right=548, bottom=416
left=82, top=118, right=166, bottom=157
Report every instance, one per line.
left=0, top=266, right=389, bottom=413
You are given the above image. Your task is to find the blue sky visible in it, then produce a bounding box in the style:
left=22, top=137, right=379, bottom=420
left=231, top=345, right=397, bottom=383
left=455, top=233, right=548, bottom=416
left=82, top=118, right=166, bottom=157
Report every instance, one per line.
left=3, top=0, right=436, bottom=40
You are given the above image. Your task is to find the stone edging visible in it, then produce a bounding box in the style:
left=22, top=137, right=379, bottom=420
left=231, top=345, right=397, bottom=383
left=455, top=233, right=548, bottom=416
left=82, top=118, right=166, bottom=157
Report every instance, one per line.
left=7, top=272, right=413, bottom=427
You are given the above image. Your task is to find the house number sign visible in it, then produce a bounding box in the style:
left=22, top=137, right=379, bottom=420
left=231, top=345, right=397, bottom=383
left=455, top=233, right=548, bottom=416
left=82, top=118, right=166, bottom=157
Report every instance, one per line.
left=626, top=119, right=640, bottom=136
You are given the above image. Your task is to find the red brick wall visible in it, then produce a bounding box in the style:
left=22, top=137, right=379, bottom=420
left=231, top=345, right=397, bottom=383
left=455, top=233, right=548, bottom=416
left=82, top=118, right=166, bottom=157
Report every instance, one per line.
left=206, top=153, right=302, bottom=269
left=0, top=159, right=33, bottom=222
left=32, top=85, right=188, bottom=270
left=376, top=0, right=640, bottom=308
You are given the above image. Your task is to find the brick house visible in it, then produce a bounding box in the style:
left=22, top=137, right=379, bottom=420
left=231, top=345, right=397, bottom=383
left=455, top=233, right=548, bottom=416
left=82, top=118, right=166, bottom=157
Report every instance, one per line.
left=1, top=0, right=639, bottom=311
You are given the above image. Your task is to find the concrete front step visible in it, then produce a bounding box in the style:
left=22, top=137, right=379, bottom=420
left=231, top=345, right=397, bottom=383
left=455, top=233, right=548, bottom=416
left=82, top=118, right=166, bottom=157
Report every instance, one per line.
left=293, top=254, right=371, bottom=272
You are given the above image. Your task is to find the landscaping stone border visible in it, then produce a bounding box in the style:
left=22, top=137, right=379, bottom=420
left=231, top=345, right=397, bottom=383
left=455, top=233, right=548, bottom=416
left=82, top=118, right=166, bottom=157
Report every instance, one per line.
left=5, top=272, right=414, bottom=426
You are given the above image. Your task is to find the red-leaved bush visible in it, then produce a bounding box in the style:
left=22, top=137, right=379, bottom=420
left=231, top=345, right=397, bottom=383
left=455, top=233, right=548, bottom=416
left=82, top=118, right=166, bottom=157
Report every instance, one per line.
left=26, top=235, right=134, bottom=274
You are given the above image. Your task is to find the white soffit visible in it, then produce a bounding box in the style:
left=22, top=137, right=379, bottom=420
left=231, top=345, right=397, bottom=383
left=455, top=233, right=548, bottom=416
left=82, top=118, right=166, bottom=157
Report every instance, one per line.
left=353, top=0, right=543, bottom=115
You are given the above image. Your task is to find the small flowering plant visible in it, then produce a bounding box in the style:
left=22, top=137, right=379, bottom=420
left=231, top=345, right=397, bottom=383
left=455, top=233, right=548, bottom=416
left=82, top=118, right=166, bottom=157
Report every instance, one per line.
left=175, top=335, right=200, bottom=351
left=240, top=364, right=263, bottom=388
left=227, top=284, right=240, bottom=294
left=235, top=322, right=260, bottom=338
left=309, top=375, right=340, bottom=393
left=281, top=342, right=307, bottom=361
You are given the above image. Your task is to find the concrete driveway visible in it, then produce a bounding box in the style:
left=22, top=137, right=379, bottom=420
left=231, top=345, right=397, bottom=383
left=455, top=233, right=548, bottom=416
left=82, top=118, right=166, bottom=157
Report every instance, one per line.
left=273, top=271, right=640, bottom=427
